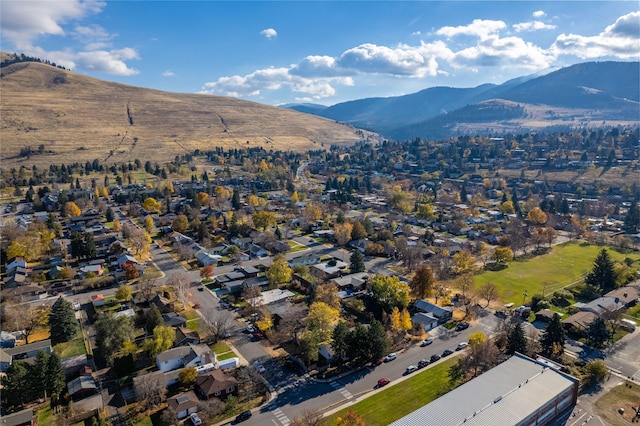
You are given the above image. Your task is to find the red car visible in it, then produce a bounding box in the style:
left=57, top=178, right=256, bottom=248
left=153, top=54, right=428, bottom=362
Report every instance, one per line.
left=193, top=303, right=201, bottom=309
left=377, top=377, right=391, bottom=387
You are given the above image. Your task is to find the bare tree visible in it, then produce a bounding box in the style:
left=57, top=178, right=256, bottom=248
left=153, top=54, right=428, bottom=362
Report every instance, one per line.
left=478, top=282, right=499, bottom=308
left=169, top=272, right=191, bottom=309
left=138, top=277, right=158, bottom=303
left=274, top=307, right=307, bottom=345
left=202, top=308, right=231, bottom=342
left=175, top=243, right=195, bottom=261
left=244, top=285, right=263, bottom=316
left=290, top=410, right=323, bottom=426
left=235, top=366, right=266, bottom=400
left=134, top=372, right=167, bottom=411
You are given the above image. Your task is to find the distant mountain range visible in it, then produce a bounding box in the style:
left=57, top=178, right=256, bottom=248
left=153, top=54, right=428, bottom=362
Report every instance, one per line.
left=285, top=61, right=640, bottom=140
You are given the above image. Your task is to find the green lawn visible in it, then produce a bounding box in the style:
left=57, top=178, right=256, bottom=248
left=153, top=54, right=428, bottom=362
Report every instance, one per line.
left=320, top=358, right=458, bottom=426
left=53, top=335, right=87, bottom=358
left=217, top=352, right=238, bottom=361
left=473, top=241, right=640, bottom=305
left=211, top=341, right=231, bottom=353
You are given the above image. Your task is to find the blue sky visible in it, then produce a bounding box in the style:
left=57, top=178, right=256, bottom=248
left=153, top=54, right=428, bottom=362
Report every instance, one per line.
left=1, top=1, right=638, bottom=106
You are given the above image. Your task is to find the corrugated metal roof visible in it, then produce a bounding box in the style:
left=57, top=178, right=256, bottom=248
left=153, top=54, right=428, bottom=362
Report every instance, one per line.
left=390, top=353, right=578, bottom=426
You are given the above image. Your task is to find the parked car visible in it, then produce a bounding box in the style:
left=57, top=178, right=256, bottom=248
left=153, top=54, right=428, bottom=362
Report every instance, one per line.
left=190, top=413, right=202, bottom=426
left=253, top=332, right=264, bottom=340
left=384, top=353, right=397, bottom=362
left=456, top=322, right=470, bottom=331
left=377, top=377, right=391, bottom=387
left=418, top=359, right=430, bottom=369
left=430, top=354, right=441, bottom=363
left=420, top=338, right=433, bottom=346
left=193, top=303, right=201, bottom=309
left=246, top=325, right=256, bottom=333
left=405, top=365, right=418, bottom=374
left=235, top=410, right=252, bottom=422
left=456, top=342, right=469, bottom=350
left=253, top=360, right=266, bottom=373
left=442, top=349, right=454, bottom=357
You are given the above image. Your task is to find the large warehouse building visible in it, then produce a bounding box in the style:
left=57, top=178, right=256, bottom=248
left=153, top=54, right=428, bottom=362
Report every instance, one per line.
left=390, top=353, right=579, bottom=426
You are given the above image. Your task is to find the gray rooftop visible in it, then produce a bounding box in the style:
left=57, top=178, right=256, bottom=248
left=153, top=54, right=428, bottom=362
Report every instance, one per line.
left=390, top=353, right=578, bottom=426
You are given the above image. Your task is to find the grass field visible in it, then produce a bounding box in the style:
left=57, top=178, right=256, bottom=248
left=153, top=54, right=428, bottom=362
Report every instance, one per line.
left=320, top=358, right=458, bottom=426
left=594, top=381, right=640, bottom=425
left=53, top=334, right=87, bottom=358
left=472, top=241, right=640, bottom=306
left=287, top=240, right=307, bottom=253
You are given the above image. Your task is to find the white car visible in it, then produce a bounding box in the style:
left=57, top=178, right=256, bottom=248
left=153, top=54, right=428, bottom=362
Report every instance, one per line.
left=190, top=413, right=202, bottom=426
left=384, top=353, right=397, bottom=362
left=420, top=338, right=433, bottom=346
left=456, top=342, right=469, bottom=350
left=246, top=325, right=256, bottom=333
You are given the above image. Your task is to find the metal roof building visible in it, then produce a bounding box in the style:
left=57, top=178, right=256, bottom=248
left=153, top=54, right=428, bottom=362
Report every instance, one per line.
left=390, top=353, right=579, bottom=426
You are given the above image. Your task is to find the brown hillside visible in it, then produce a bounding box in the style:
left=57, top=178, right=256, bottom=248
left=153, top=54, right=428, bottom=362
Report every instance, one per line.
left=0, top=61, right=369, bottom=167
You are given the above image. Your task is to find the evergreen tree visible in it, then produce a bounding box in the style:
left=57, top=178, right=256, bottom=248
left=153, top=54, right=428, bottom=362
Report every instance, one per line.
left=505, top=322, right=528, bottom=355
left=585, top=248, right=617, bottom=291
left=30, top=351, right=49, bottom=399
left=624, top=201, right=640, bottom=233
left=231, top=188, right=241, bottom=210
left=349, top=250, right=365, bottom=273
left=540, top=313, right=565, bottom=360
left=45, top=353, right=65, bottom=400
left=106, top=207, right=115, bottom=222
left=586, top=317, right=610, bottom=348
left=1, top=361, right=30, bottom=408
left=49, top=297, right=79, bottom=344
left=331, top=321, right=350, bottom=362
left=368, top=320, right=390, bottom=363
left=145, top=305, right=164, bottom=335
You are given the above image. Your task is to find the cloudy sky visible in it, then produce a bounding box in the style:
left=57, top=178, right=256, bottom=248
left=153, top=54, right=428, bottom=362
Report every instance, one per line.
left=1, top=1, right=638, bottom=106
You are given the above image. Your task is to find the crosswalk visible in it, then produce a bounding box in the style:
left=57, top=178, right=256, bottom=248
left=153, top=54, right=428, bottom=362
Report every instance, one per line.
left=272, top=407, right=290, bottom=425
left=330, top=380, right=354, bottom=400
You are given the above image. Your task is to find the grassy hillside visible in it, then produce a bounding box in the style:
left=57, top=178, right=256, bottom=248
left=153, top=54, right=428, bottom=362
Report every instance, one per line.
left=1, top=60, right=369, bottom=167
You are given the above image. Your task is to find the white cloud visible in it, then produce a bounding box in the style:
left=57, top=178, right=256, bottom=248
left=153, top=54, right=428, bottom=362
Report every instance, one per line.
left=513, top=21, right=556, bottom=33
left=1, top=0, right=105, bottom=49
left=75, top=48, right=140, bottom=75
left=162, top=70, right=175, bottom=77
left=260, top=28, right=277, bottom=39
left=551, top=11, right=640, bottom=59
left=533, top=10, right=546, bottom=18
left=436, top=19, right=506, bottom=39
left=449, top=35, right=552, bottom=69
left=290, top=55, right=344, bottom=78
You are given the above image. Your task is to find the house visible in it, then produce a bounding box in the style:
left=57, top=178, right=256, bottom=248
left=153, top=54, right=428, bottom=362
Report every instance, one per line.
left=562, top=311, right=598, bottom=334
left=149, top=294, right=173, bottom=311
left=1, top=284, right=46, bottom=301
left=246, top=289, right=295, bottom=306
left=0, top=407, right=34, bottom=426
left=311, top=260, right=348, bottom=280
left=167, top=391, right=200, bottom=419
left=67, top=375, right=97, bottom=399
left=248, top=244, right=268, bottom=258
left=318, top=344, right=335, bottom=363
left=156, top=344, right=215, bottom=373
left=117, top=254, right=138, bottom=270
left=0, top=340, right=52, bottom=372
left=288, top=252, right=321, bottom=267
left=239, top=265, right=259, bottom=278
left=196, top=250, right=221, bottom=267
left=6, top=257, right=27, bottom=271
left=195, top=369, right=238, bottom=401
left=0, top=331, right=16, bottom=348
left=411, top=312, right=440, bottom=331
left=331, top=272, right=369, bottom=290
left=604, top=285, right=640, bottom=307
left=349, top=239, right=370, bottom=254
left=162, top=312, right=187, bottom=328
left=413, top=300, right=453, bottom=323
left=579, top=297, right=626, bottom=315
left=175, top=327, right=200, bottom=346
left=91, top=294, right=105, bottom=307
left=80, top=264, right=104, bottom=276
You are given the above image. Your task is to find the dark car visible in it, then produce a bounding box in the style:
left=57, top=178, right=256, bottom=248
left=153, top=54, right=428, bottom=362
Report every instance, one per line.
left=418, top=359, right=430, bottom=369
left=430, top=354, right=441, bottom=363
left=456, top=322, right=470, bottom=331
left=235, top=411, right=252, bottom=423
left=442, top=349, right=454, bottom=357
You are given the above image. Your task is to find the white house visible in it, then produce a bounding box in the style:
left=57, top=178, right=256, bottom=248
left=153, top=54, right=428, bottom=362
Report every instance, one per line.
left=156, top=344, right=215, bottom=373
left=196, top=250, right=221, bottom=267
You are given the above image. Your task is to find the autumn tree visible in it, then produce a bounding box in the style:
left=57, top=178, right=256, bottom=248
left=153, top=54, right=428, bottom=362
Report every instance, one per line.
left=172, top=214, right=190, bottom=233
left=196, top=192, right=209, bottom=206
left=350, top=220, right=367, bottom=241
left=267, top=253, right=292, bottom=288
left=307, top=302, right=340, bottom=343
left=526, top=207, right=548, bottom=225
left=115, top=284, right=133, bottom=302
left=179, top=366, right=198, bottom=388
left=451, top=249, right=476, bottom=275
left=143, top=325, right=176, bottom=356
left=64, top=201, right=81, bottom=217
left=493, top=247, right=513, bottom=265
left=95, top=312, right=135, bottom=364
left=334, top=222, right=353, bottom=246
left=410, top=264, right=436, bottom=299
left=123, top=224, right=151, bottom=259
left=200, top=264, right=214, bottom=279
left=252, top=210, right=277, bottom=231
left=370, top=274, right=411, bottom=313
left=336, top=410, right=366, bottom=426
left=144, top=215, right=155, bottom=233
left=142, top=197, right=162, bottom=213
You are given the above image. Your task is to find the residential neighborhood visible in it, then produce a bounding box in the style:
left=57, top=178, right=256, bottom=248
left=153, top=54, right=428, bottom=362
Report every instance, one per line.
left=1, top=128, right=639, bottom=426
